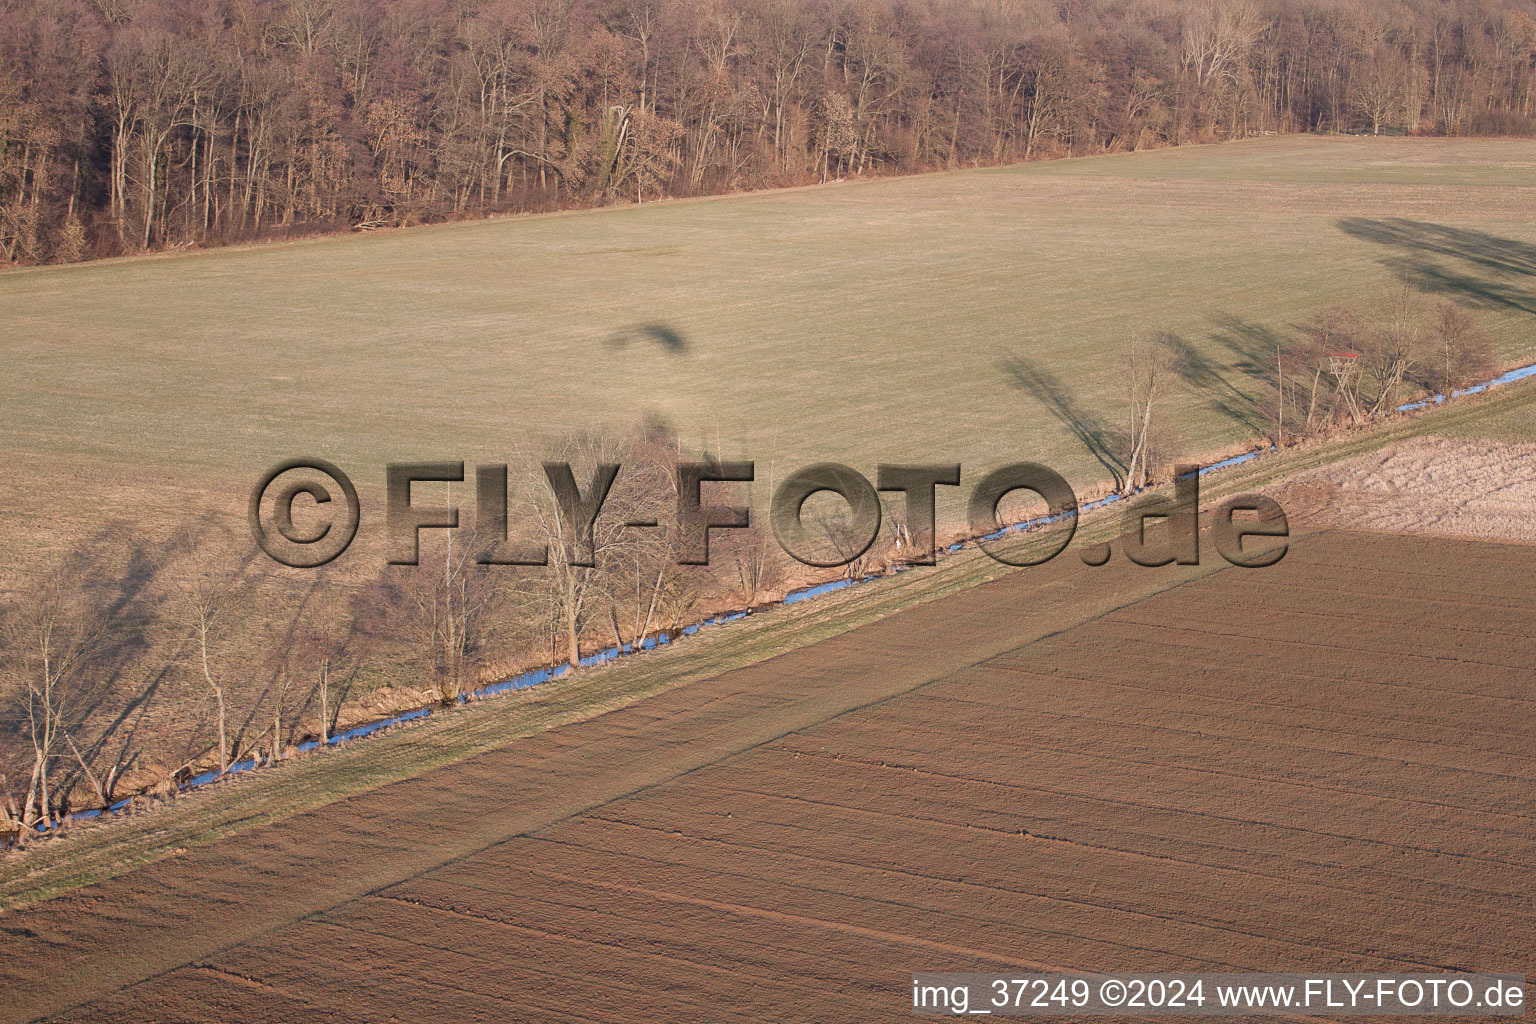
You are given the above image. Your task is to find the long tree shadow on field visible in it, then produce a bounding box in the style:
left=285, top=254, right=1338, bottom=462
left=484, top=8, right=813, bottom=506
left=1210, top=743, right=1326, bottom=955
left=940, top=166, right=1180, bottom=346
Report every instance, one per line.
left=1161, top=329, right=1275, bottom=437
left=1336, top=218, right=1536, bottom=316
left=66, top=529, right=176, bottom=795
left=1003, top=356, right=1126, bottom=490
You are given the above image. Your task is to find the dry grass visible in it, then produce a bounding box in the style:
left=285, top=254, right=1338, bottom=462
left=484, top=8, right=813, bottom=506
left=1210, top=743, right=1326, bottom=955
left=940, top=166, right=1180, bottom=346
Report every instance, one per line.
left=5, top=525, right=1532, bottom=1021
left=2, top=135, right=1534, bottom=921
left=1272, top=434, right=1536, bottom=542
left=1441, top=388, right=1536, bottom=443
left=3, top=374, right=1532, bottom=913
left=3, top=134, right=1535, bottom=575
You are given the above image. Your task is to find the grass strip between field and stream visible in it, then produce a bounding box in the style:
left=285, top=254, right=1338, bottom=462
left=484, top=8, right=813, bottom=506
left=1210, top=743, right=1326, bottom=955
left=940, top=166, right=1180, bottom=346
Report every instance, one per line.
left=0, top=371, right=1533, bottom=914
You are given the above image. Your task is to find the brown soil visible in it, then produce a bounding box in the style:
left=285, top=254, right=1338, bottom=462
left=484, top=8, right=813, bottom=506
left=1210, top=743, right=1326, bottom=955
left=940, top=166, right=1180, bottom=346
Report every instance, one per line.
left=2, top=530, right=1532, bottom=1023
left=1269, top=436, right=1536, bottom=543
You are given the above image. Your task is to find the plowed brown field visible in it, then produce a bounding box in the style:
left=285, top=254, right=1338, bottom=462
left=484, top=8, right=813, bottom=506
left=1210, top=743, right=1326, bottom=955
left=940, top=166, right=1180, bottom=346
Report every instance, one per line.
left=3, top=530, right=1532, bottom=1023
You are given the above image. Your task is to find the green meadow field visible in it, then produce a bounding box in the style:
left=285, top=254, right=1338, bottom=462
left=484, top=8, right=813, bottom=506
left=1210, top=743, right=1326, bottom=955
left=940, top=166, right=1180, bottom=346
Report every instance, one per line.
left=4, top=132, right=1536, bottom=931
left=3, top=134, right=1535, bottom=566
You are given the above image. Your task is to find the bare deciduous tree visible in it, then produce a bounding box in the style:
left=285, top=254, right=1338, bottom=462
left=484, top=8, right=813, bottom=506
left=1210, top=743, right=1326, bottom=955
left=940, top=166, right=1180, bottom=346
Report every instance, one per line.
left=719, top=521, right=784, bottom=605
left=1424, top=300, right=1494, bottom=397
left=1, top=579, right=110, bottom=835
left=1125, top=330, right=1176, bottom=491
left=6, top=0, right=1536, bottom=266
left=1351, top=44, right=1406, bottom=135
left=511, top=434, right=631, bottom=668
left=384, top=517, right=509, bottom=705
left=602, top=436, right=706, bottom=650
left=169, top=545, right=249, bottom=776
left=1360, top=287, right=1426, bottom=417
left=1295, top=305, right=1367, bottom=429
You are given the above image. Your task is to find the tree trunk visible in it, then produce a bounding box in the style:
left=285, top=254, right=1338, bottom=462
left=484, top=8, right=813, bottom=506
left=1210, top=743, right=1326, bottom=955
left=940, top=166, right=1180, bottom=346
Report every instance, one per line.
left=215, top=685, right=228, bottom=774
left=565, top=603, right=581, bottom=668
left=319, top=660, right=330, bottom=744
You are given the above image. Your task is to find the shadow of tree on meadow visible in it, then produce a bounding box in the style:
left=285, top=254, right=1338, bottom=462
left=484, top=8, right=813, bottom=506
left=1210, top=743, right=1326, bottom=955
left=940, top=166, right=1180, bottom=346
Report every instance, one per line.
left=1335, top=218, right=1536, bottom=316
left=1160, top=330, right=1268, bottom=437
left=1003, top=355, right=1127, bottom=490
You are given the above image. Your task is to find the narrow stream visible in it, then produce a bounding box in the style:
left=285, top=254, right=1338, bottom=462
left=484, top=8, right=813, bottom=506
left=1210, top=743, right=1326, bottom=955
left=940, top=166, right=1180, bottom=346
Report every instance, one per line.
left=29, top=357, right=1536, bottom=836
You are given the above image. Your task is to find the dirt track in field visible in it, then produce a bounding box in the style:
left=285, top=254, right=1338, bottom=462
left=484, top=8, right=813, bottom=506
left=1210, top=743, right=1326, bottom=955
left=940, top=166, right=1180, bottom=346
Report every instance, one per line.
left=4, top=531, right=1533, bottom=1022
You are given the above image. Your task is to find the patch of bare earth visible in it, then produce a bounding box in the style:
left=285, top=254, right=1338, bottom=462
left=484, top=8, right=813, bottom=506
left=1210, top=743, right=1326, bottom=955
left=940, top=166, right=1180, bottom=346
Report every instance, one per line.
left=1269, top=435, right=1536, bottom=543
left=2, top=531, right=1533, bottom=1022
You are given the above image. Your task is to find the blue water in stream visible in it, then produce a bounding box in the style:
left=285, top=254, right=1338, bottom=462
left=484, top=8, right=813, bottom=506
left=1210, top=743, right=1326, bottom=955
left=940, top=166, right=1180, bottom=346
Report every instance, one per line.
left=1396, top=363, right=1536, bottom=412
left=29, top=359, right=1536, bottom=837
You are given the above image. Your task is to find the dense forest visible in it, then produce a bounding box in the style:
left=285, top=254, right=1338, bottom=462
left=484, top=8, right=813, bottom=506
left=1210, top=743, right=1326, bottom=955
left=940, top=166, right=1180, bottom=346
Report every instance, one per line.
left=2, top=0, right=1535, bottom=264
